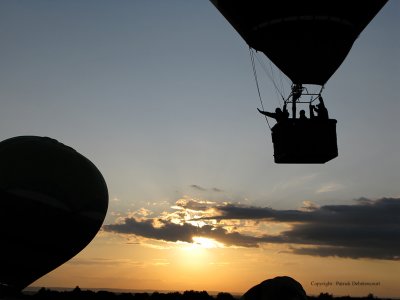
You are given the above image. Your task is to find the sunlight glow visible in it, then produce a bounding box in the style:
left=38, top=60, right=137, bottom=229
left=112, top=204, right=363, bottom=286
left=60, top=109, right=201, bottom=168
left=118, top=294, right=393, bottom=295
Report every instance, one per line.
left=192, top=236, right=224, bottom=249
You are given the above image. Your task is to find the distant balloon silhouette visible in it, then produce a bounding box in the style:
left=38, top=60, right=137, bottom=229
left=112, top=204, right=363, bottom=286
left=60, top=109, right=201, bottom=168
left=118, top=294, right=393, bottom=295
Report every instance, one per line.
left=0, top=136, right=108, bottom=295
left=242, top=276, right=307, bottom=300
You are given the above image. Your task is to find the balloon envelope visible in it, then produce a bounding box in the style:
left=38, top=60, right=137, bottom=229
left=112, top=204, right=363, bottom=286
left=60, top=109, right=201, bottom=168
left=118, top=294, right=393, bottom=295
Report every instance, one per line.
left=0, top=136, right=108, bottom=293
left=242, top=276, right=307, bottom=300
left=211, top=0, right=387, bottom=85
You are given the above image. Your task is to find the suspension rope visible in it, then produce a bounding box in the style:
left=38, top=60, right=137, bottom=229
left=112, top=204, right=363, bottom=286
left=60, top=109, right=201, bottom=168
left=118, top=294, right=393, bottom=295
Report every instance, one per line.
left=310, top=85, right=325, bottom=103
left=249, top=47, right=271, bottom=130
left=277, top=63, right=287, bottom=99
left=252, top=50, right=285, bottom=102
left=267, top=60, right=283, bottom=106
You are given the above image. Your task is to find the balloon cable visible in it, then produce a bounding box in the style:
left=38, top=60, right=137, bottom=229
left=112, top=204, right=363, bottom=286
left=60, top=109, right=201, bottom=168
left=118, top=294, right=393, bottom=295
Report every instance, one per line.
left=252, top=49, right=285, bottom=102
left=249, top=47, right=272, bottom=130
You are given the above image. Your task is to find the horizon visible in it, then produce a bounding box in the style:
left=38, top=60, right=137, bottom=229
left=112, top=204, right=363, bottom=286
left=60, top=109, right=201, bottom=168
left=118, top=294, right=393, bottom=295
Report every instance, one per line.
left=21, top=285, right=400, bottom=299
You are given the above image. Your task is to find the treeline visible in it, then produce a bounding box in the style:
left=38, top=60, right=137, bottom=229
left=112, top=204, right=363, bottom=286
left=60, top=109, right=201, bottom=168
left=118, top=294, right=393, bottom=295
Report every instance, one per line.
left=10, top=288, right=394, bottom=300
left=309, top=293, right=392, bottom=300
left=23, top=287, right=238, bottom=300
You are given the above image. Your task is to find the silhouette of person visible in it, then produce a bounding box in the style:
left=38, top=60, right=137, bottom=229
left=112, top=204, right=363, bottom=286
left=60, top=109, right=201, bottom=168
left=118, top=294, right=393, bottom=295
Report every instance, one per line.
left=299, top=110, right=307, bottom=120
left=291, top=83, right=303, bottom=118
left=257, top=103, right=289, bottom=123
left=312, top=95, right=329, bottom=119
left=309, top=103, right=315, bottom=119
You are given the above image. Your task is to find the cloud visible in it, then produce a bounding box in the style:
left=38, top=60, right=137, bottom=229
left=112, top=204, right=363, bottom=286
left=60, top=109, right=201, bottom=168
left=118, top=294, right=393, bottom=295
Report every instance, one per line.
left=190, top=184, right=224, bottom=193
left=190, top=184, right=207, bottom=191
left=68, top=258, right=144, bottom=266
left=300, top=201, right=319, bottom=212
left=174, top=198, right=216, bottom=211
left=104, top=218, right=260, bottom=247
left=103, top=198, right=400, bottom=260
left=315, top=182, right=344, bottom=193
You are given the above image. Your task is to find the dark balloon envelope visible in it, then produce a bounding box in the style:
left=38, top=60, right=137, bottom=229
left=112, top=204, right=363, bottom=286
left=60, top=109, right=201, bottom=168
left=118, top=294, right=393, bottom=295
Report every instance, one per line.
left=0, top=136, right=108, bottom=293
left=242, top=276, right=307, bottom=300
left=210, top=0, right=387, bottom=85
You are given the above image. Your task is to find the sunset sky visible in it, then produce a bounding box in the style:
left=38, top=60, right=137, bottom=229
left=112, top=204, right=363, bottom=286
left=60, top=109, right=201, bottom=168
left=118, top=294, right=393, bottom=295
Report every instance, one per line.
left=1, top=1, right=399, bottom=298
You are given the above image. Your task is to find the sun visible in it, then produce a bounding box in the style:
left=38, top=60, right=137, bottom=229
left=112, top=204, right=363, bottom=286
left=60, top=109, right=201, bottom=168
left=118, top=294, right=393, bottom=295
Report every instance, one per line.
left=176, top=237, right=224, bottom=270
left=192, top=236, right=224, bottom=249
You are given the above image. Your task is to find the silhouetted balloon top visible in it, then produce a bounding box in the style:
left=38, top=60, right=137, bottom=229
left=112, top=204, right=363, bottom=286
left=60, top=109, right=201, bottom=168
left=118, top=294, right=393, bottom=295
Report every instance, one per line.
left=211, top=0, right=387, bottom=85
left=242, top=276, right=307, bottom=300
left=0, top=136, right=108, bottom=294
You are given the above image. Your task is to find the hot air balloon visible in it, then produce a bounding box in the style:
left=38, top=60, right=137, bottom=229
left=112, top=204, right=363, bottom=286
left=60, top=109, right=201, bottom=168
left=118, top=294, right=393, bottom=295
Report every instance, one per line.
left=0, top=136, right=108, bottom=295
left=210, top=0, right=388, bottom=163
left=242, top=276, right=307, bottom=300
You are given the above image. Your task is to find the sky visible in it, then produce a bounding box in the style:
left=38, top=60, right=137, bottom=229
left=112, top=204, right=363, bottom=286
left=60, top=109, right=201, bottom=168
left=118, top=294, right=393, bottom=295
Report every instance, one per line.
left=0, top=0, right=399, bottom=298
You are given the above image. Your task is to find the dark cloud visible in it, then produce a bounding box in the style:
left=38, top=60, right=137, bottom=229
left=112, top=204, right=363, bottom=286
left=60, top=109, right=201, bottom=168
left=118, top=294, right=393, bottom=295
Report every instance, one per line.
left=105, top=219, right=195, bottom=244
left=190, top=184, right=207, bottom=191
left=208, top=198, right=400, bottom=260
left=104, top=218, right=259, bottom=247
left=104, top=198, right=400, bottom=260
left=291, top=245, right=399, bottom=261
left=189, top=185, right=223, bottom=193
left=209, top=198, right=400, bottom=226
